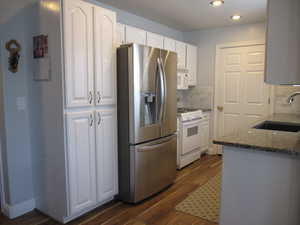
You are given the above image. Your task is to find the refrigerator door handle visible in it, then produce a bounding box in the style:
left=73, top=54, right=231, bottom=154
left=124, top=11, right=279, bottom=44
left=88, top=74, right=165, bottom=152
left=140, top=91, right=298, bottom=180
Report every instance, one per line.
left=160, top=56, right=168, bottom=122
left=137, top=135, right=174, bottom=152
left=157, top=57, right=165, bottom=123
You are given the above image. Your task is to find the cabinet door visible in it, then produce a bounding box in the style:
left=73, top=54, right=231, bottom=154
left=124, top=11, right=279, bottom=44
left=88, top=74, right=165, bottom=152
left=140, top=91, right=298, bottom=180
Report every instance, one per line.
left=94, top=7, right=117, bottom=106
left=64, top=0, right=94, bottom=108
left=265, top=0, right=300, bottom=85
left=95, top=108, right=118, bottom=202
left=125, top=25, right=147, bottom=45
left=146, top=32, right=164, bottom=49
left=200, top=120, right=209, bottom=151
left=117, top=23, right=126, bottom=46
left=187, top=45, right=198, bottom=86
left=164, top=37, right=176, bottom=52
left=175, top=41, right=187, bottom=69
left=66, top=111, right=96, bottom=215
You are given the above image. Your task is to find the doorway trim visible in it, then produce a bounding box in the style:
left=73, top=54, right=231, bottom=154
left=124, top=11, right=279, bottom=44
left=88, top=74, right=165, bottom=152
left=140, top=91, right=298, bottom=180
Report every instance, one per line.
left=212, top=40, right=275, bottom=154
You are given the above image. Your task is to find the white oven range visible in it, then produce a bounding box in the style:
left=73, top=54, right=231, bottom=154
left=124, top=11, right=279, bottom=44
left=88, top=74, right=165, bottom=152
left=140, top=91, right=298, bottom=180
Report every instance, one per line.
left=177, top=108, right=208, bottom=169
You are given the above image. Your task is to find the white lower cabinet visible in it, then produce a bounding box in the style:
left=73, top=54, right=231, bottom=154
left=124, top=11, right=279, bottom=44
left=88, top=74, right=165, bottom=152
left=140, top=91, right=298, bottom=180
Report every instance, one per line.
left=200, top=120, right=209, bottom=151
left=66, top=108, right=118, bottom=216
left=95, top=108, right=118, bottom=202
left=66, top=111, right=97, bottom=215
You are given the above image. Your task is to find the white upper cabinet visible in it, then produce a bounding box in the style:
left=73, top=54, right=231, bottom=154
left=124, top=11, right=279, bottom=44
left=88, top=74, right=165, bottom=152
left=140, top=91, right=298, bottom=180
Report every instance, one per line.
left=265, top=0, right=300, bottom=85
left=66, top=111, right=96, bottom=215
left=125, top=25, right=147, bottom=45
left=175, top=41, right=187, bottom=69
left=146, top=32, right=164, bottom=49
left=186, top=44, right=198, bottom=86
left=64, top=0, right=94, bottom=108
left=116, top=23, right=125, bottom=46
left=95, top=108, right=118, bottom=202
left=94, top=7, right=117, bottom=106
left=164, top=37, right=176, bottom=52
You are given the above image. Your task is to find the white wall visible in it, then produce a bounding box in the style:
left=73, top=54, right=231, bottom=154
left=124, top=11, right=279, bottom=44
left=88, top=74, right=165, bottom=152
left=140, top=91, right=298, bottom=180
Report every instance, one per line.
left=179, top=23, right=266, bottom=109
left=181, top=22, right=300, bottom=114
left=0, top=1, right=36, bottom=210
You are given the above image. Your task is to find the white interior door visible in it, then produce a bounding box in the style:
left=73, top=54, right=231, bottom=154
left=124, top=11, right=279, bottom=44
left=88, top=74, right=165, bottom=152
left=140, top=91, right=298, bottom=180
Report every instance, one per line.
left=66, top=111, right=96, bottom=215
left=94, top=7, right=117, bottom=106
left=64, top=0, right=94, bottom=108
left=95, top=108, right=118, bottom=202
left=216, top=44, right=271, bottom=138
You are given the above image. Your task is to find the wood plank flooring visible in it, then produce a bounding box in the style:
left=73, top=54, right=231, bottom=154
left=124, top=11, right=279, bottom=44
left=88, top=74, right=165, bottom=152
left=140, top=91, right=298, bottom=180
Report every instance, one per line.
left=0, top=155, right=222, bottom=225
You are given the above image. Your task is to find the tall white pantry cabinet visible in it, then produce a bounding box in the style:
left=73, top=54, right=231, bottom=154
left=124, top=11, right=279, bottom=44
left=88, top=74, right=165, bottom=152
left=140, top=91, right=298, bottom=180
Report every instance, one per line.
left=33, top=0, right=118, bottom=223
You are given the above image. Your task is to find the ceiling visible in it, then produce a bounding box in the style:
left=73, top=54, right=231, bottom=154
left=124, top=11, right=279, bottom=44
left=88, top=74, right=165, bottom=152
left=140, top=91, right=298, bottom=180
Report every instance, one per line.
left=96, top=0, right=267, bottom=31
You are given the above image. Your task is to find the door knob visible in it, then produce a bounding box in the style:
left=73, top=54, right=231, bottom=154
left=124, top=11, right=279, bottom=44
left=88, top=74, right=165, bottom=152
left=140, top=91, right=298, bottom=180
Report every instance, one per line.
left=217, top=106, right=224, bottom=112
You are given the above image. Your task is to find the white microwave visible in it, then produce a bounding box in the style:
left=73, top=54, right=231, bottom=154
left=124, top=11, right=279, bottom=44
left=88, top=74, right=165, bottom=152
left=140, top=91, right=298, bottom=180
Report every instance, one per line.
left=177, top=73, right=189, bottom=90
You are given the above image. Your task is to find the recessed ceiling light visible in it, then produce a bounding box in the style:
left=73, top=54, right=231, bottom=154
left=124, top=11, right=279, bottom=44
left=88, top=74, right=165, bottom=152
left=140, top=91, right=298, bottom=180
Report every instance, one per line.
left=231, top=15, right=242, bottom=21
left=210, top=0, right=224, bottom=7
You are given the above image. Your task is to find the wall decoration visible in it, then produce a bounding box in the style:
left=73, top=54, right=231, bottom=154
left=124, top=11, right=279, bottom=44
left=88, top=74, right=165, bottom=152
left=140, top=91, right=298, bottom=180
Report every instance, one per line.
left=33, top=35, right=51, bottom=81
left=5, top=40, right=21, bottom=73
left=33, top=35, right=48, bottom=58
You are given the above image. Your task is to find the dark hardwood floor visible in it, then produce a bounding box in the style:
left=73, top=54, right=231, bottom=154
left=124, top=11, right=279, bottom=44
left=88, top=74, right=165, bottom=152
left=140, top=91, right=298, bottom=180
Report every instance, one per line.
left=0, top=155, right=222, bottom=225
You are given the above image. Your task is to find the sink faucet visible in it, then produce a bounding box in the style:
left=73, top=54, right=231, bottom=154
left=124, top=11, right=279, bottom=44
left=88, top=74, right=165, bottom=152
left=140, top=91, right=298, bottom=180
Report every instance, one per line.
left=287, top=92, right=300, bottom=104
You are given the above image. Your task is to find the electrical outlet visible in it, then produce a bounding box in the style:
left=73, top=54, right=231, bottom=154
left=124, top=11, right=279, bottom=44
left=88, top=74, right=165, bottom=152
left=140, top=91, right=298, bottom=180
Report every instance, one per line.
left=16, top=97, right=26, bottom=111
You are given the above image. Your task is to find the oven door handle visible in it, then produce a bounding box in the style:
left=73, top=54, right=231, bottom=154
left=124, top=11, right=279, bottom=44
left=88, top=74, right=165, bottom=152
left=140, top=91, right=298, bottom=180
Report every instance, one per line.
left=182, top=118, right=202, bottom=125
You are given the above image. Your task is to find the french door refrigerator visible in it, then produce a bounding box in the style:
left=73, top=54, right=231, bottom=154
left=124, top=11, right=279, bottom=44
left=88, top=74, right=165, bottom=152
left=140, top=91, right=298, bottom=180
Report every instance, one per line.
left=117, top=44, right=177, bottom=203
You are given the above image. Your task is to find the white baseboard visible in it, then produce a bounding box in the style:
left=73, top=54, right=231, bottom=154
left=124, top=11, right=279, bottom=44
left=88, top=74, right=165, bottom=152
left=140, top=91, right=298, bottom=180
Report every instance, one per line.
left=2, top=198, right=35, bottom=219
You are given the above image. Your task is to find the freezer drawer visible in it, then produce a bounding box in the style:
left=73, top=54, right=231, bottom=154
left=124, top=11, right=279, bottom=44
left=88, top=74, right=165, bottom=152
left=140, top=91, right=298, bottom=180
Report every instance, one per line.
left=130, top=134, right=177, bottom=203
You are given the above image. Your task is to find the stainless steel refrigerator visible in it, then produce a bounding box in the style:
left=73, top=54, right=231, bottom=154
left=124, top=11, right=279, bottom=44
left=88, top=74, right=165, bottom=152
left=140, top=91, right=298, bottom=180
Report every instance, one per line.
left=117, top=44, right=177, bottom=203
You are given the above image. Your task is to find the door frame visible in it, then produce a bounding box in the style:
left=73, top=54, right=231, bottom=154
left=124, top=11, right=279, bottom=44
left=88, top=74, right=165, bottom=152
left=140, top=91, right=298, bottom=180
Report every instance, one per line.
left=213, top=40, right=275, bottom=153
left=0, top=59, right=6, bottom=214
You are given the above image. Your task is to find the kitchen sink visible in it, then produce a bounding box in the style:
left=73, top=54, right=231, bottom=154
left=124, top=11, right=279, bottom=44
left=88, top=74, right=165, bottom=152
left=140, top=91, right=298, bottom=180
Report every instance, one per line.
left=254, top=121, right=300, bottom=132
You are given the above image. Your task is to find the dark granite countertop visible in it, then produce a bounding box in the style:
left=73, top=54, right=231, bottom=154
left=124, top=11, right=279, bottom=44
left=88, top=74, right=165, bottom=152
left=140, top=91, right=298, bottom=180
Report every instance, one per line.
left=213, top=114, right=300, bottom=156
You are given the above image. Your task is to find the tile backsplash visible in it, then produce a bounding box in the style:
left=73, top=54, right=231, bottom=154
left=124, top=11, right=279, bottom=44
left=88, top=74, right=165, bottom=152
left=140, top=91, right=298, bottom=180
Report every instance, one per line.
left=274, top=86, right=300, bottom=114
left=177, top=85, right=300, bottom=115
left=177, top=86, right=213, bottom=110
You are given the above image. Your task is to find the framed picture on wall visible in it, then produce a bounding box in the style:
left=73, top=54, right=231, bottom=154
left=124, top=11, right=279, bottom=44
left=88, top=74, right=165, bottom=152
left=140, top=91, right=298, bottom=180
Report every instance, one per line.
left=33, top=35, right=51, bottom=81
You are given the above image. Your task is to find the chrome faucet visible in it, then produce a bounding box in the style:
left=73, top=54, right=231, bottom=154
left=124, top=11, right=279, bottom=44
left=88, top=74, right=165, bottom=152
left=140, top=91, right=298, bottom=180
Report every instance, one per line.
left=287, top=92, right=300, bottom=104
